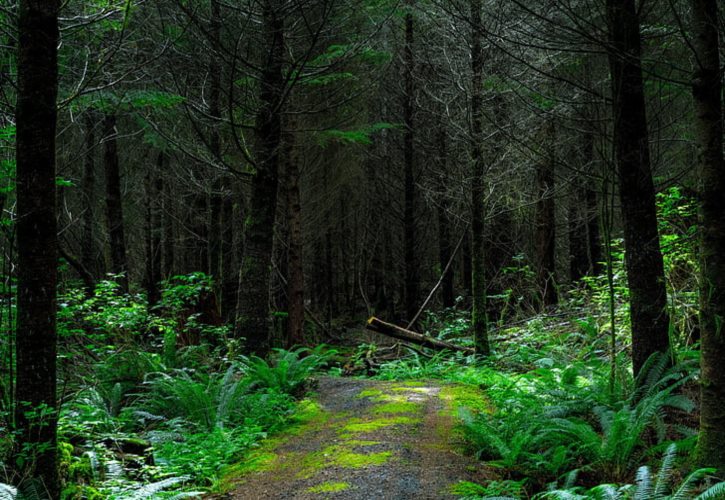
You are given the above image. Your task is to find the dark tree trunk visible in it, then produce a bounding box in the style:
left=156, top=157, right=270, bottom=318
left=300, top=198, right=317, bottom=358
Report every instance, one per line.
left=436, top=130, right=455, bottom=308
left=470, top=0, right=489, bottom=355
left=13, top=0, right=60, bottom=495
left=402, top=0, right=418, bottom=321
left=103, top=114, right=129, bottom=293
left=534, top=122, right=557, bottom=307
left=208, top=0, right=223, bottom=291
left=144, top=155, right=163, bottom=307
left=221, top=191, right=237, bottom=320
left=586, top=186, right=603, bottom=275
left=81, top=112, right=97, bottom=282
left=569, top=185, right=590, bottom=282
left=161, top=155, right=175, bottom=279
left=235, top=0, right=285, bottom=355
left=691, top=0, right=725, bottom=474
left=606, top=0, right=670, bottom=376
left=462, top=228, right=472, bottom=302
left=284, top=127, right=305, bottom=347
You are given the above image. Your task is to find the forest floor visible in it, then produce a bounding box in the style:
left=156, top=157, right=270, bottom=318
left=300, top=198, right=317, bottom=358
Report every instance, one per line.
left=215, top=377, right=490, bottom=499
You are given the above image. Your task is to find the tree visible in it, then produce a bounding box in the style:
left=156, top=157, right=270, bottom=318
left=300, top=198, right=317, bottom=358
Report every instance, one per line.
left=103, top=113, right=129, bottom=293
left=605, top=0, right=670, bottom=376
left=470, top=0, right=490, bottom=355
left=402, top=0, right=419, bottom=321
left=534, top=120, right=558, bottom=307
left=13, top=0, right=60, bottom=495
left=690, top=0, right=725, bottom=474
left=235, top=0, right=287, bottom=355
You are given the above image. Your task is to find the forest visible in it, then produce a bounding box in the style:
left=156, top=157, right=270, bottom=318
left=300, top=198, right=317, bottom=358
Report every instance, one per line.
left=0, top=0, right=724, bottom=498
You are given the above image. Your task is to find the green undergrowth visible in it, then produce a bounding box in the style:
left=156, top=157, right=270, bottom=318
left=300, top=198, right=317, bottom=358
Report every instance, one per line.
left=0, top=274, right=338, bottom=499
left=364, top=295, right=721, bottom=498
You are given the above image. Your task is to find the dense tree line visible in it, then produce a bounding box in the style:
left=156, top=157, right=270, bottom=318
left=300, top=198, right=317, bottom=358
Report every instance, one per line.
left=0, top=0, right=723, bottom=494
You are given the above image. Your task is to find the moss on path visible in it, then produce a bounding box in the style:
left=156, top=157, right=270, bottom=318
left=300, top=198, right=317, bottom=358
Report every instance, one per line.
left=216, top=377, right=489, bottom=499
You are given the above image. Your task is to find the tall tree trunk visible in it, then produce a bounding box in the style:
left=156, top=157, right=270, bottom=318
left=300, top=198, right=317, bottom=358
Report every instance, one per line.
left=569, top=184, right=589, bottom=282
left=14, top=0, right=60, bottom=494
left=470, top=0, right=489, bottom=355
left=606, top=0, right=670, bottom=376
left=81, top=112, right=97, bottom=282
left=235, top=0, right=285, bottom=355
left=586, top=186, right=603, bottom=275
left=284, top=126, right=305, bottom=347
left=691, top=0, right=725, bottom=474
left=436, top=129, right=455, bottom=308
left=208, top=0, right=223, bottom=292
left=403, top=0, right=418, bottom=321
left=161, top=154, right=175, bottom=279
left=144, top=156, right=162, bottom=307
left=103, top=114, right=129, bottom=293
left=534, top=122, right=557, bottom=307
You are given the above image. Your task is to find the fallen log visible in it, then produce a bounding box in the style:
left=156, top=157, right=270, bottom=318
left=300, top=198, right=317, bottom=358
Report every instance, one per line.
left=366, top=317, right=474, bottom=354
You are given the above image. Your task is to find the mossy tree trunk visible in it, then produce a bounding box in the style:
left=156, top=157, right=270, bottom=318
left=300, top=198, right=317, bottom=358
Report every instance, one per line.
left=13, top=0, right=60, bottom=495
left=691, top=0, right=725, bottom=474
left=605, top=0, right=670, bottom=376
left=470, top=0, right=489, bottom=355
left=235, top=0, right=286, bottom=355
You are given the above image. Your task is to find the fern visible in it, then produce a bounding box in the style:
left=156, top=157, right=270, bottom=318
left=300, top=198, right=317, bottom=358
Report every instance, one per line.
left=116, top=476, right=190, bottom=499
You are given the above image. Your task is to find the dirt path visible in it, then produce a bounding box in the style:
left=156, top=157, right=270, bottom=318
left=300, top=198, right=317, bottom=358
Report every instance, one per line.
left=218, top=377, right=488, bottom=499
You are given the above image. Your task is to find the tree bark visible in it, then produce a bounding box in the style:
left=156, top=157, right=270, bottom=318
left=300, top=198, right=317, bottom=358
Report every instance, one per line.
left=691, top=0, right=725, bottom=474
left=161, top=154, right=175, bottom=279
left=436, top=129, right=455, bottom=308
left=144, top=155, right=163, bottom=307
left=470, top=0, right=490, bottom=355
left=208, top=0, right=223, bottom=291
left=81, top=112, right=97, bottom=282
left=534, top=122, right=558, bottom=307
left=235, top=0, right=286, bottom=355
left=606, top=0, right=670, bottom=376
left=284, top=125, right=305, bottom=347
left=403, top=0, right=419, bottom=321
left=569, top=184, right=589, bottom=282
left=14, top=0, right=60, bottom=495
left=103, top=113, right=129, bottom=293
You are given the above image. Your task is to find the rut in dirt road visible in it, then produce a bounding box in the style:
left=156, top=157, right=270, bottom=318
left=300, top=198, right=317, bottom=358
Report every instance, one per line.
left=217, top=377, right=489, bottom=499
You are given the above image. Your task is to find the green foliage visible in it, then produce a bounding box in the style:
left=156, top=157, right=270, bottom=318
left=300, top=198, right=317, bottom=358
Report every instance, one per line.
left=241, top=346, right=335, bottom=395
left=539, top=445, right=725, bottom=499
left=316, top=123, right=399, bottom=147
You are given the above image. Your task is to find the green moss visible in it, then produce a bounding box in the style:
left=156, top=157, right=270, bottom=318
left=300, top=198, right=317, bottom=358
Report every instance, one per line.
left=341, top=416, right=420, bottom=434
left=401, top=380, right=427, bottom=387
left=296, top=444, right=393, bottom=479
left=225, top=450, right=278, bottom=475
left=307, top=481, right=351, bottom=494
left=372, top=401, right=421, bottom=414
left=391, top=386, right=434, bottom=393
left=331, top=449, right=392, bottom=468
left=439, top=384, right=491, bottom=415
left=357, top=388, right=385, bottom=399
left=344, top=439, right=381, bottom=447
